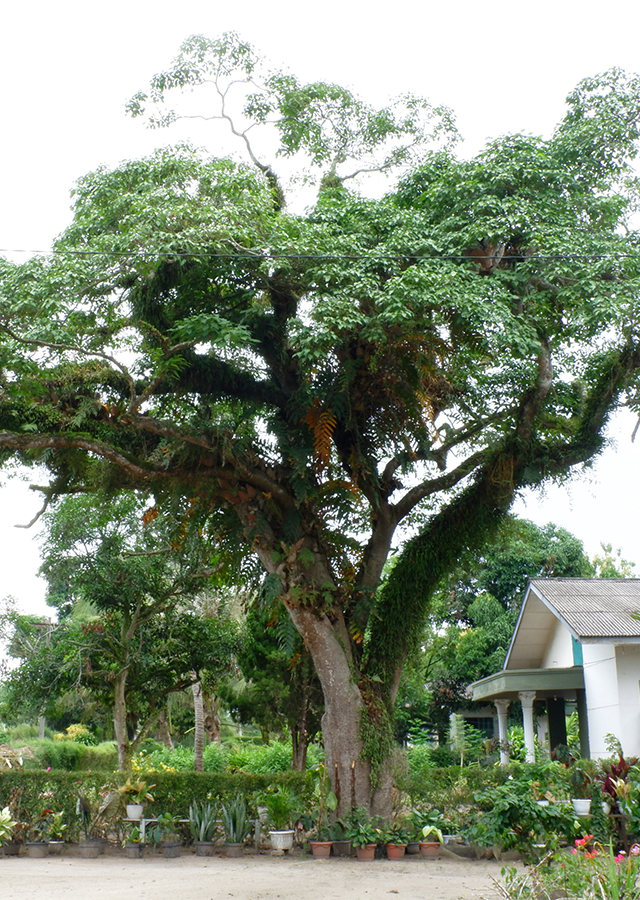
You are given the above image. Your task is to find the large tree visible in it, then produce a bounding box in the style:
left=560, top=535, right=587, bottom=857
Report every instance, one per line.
left=2, top=35, right=640, bottom=812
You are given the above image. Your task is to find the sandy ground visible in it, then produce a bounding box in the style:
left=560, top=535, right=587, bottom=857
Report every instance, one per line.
left=2, top=848, right=510, bottom=900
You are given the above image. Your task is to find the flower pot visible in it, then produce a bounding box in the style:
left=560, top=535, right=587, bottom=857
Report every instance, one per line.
left=269, top=830, right=294, bottom=851
left=79, top=840, right=101, bottom=859
left=125, top=842, right=144, bottom=859
left=355, top=843, right=377, bottom=861
left=406, top=841, right=420, bottom=855
left=571, top=798, right=592, bottom=817
left=386, top=843, right=407, bottom=860
left=126, top=804, right=144, bottom=820
left=419, top=840, right=441, bottom=859
left=26, top=841, right=49, bottom=858
left=332, top=839, right=352, bottom=857
left=224, top=841, right=243, bottom=857
left=194, top=840, right=216, bottom=856
left=2, top=841, right=20, bottom=856
left=48, top=840, right=65, bottom=855
left=161, top=840, right=181, bottom=858
left=310, top=840, right=332, bottom=859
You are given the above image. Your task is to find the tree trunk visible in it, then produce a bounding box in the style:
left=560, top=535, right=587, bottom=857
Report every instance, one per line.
left=286, top=604, right=392, bottom=817
left=192, top=680, right=205, bottom=772
left=113, top=670, right=129, bottom=772
left=203, top=692, right=222, bottom=743
left=291, top=679, right=308, bottom=771
left=157, top=712, right=174, bottom=750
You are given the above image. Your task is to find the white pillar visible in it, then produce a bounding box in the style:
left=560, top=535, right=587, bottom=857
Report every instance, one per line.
left=519, top=691, right=537, bottom=763
left=494, top=699, right=511, bottom=765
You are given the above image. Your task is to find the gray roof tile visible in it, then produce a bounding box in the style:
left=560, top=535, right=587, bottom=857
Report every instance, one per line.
left=530, top=578, right=640, bottom=639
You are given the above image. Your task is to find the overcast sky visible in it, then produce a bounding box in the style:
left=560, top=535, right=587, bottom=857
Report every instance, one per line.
left=2, top=0, right=640, bottom=615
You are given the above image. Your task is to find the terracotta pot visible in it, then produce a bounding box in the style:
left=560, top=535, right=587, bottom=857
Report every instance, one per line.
left=355, top=843, right=377, bottom=861
left=419, top=841, right=441, bottom=859
left=310, top=840, right=332, bottom=858
left=386, top=843, right=407, bottom=860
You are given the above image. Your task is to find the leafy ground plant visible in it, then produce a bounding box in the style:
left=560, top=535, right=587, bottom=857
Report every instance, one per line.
left=493, top=837, right=640, bottom=900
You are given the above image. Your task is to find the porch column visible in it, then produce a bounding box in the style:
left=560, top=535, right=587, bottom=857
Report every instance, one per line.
left=547, top=697, right=567, bottom=752
left=494, top=699, right=510, bottom=765
left=519, top=691, right=537, bottom=763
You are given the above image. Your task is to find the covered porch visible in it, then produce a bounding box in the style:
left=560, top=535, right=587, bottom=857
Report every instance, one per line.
left=470, top=666, right=588, bottom=763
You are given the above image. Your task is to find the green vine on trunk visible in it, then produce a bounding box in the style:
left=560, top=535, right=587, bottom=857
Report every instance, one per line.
left=359, top=683, right=394, bottom=790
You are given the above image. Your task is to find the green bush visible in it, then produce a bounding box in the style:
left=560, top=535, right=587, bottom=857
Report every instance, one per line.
left=28, top=739, right=116, bottom=771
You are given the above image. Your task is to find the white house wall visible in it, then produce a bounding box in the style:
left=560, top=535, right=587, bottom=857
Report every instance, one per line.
left=582, top=643, right=620, bottom=758
left=614, top=644, right=640, bottom=757
left=541, top=618, right=574, bottom=669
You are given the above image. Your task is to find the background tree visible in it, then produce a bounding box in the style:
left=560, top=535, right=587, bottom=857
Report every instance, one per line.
left=17, top=492, right=238, bottom=768
left=398, top=517, right=593, bottom=739
left=2, top=36, right=640, bottom=812
left=223, top=594, right=323, bottom=770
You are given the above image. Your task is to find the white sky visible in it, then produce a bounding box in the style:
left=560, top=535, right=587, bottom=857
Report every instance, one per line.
left=2, top=0, right=640, bottom=615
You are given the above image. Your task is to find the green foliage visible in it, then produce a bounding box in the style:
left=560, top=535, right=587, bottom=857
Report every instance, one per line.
left=188, top=799, right=218, bottom=842
left=220, top=792, right=252, bottom=842
left=3, top=37, right=640, bottom=807
left=498, top=840, right=640, bottom=900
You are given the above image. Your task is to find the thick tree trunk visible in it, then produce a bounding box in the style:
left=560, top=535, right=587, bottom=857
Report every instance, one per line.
left=286, top=605, right=392, bottom=817
left=192, top=680, right=205, bottom=772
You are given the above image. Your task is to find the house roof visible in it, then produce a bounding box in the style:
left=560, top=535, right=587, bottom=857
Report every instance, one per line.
left=503, top=578, right=640, bottom=671
left=527, top=578, right=640, bottom=640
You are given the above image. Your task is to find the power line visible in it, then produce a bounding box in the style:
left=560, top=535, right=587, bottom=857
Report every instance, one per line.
left=1, top=248, right=639, bottom=263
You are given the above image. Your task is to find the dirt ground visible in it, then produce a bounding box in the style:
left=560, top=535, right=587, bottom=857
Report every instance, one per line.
left=2, top=847, right=512, bottom=900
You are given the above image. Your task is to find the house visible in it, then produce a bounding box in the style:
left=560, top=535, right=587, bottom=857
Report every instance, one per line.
left=469, top=578, right=640, bottom=763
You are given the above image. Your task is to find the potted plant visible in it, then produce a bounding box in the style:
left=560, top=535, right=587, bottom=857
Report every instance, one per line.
left=47, top=811, right=68, bottom=855
left=221, top=793, right=252, bottom=857
left=419, top=825, right=443, bottom=859
left=568, top=761, right=594, bottom=816
left=262, top=789, right=298, bottom=852
left=147, top=812, right=183, bottom=858
left=307, top=763, right=338, bottom=858
left=382, top=821, right=412, bottom=860
left=77, top=788, right=120, bottom=856
left=344, top=809, right=380, bottom=861
left=118, top=778, right=155, bottom=820
left=26, top=810, right=51, bottom=858
left=0, top=806, right=17, bottom=854
left=122, top=824, right=144, bottom=858
left=189, top=800, right=218, bottom=856
left=328, top=820, right=352, bottom=857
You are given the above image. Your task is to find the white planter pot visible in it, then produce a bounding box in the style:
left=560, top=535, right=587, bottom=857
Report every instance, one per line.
left=571, top=798, right=592, bottom=817
left=126, top=804, right=144, bottom=820
left=269, top=830, right=294, bottom=851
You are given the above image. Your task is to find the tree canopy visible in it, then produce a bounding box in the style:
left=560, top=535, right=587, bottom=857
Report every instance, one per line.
left=1, top=34, right=640, bottom=811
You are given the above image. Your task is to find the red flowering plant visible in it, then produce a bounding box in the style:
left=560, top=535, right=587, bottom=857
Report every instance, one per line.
left=496, top=836, right=640, bottom=900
